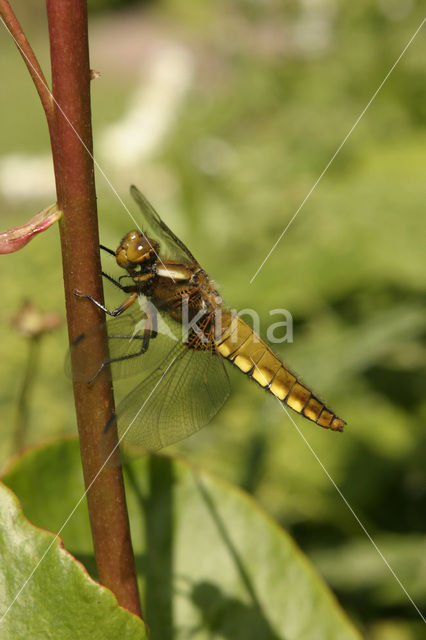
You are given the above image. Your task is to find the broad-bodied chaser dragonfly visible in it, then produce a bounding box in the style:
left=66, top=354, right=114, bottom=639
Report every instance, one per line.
left=73, top=186, right=345, bottom=454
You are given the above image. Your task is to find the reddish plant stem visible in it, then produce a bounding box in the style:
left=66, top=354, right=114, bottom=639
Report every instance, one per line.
left=0, top=0, right=54, bottom=132
left=1, top=0, right=142, bottom=618
left=45, top=0, right=142, bottom=618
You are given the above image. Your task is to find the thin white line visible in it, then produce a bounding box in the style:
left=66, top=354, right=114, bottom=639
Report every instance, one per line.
left=249, top=361, right=425, bottom=623
left=282, top=404, right=426, bottom=623
left=0, top=15, right=176, bottom=283
left=0, top=355, right=177, bottom=624
left=249, top=16, right=426, bottom=284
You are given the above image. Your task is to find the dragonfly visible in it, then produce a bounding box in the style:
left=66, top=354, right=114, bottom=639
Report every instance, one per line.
left=73, top=186, right=345, bottom=455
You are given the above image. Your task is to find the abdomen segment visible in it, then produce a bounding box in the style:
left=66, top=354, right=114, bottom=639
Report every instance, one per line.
left=214, top=313, right=345, bottom=432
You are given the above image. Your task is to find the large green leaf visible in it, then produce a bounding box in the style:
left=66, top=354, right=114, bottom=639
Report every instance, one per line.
left=0, top=481, right=148, bottom=640
left=2, top=437, right=361, bottom=639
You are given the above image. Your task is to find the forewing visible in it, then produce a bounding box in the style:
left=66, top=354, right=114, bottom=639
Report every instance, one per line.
left=112, top=346, right=230, bottom=454
left=130, top=185, right=198, bottom=264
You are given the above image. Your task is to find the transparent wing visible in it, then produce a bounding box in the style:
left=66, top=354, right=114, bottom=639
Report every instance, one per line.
left=67, top=302, right=181, bottom=383
left=130, top=185, right=198, bottom=264
left=111, top=345, right=230, bottom=454
left=67, top=300, right=230, bottom=453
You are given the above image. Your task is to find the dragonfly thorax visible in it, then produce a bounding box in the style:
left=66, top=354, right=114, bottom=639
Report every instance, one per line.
left=116, top=230, right=159, bottom=271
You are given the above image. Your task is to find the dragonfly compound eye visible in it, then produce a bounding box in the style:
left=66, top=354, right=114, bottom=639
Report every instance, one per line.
left=116, top=231, right=159, bottom=269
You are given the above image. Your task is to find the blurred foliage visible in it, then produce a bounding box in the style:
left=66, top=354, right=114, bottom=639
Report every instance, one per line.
left=0, top=0, right=425, bottom=638
left=88, top=0, right=151, bottom=14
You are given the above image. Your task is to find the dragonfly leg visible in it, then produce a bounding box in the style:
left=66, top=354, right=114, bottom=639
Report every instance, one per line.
left=101, top=271, right=134, bottom=293
left=100, top=244, right=116, bottom=257
left=87, top=348, right=145, bottom=384
left=86, top=338, right=149, bottom=384
left=74, top=290, right=138, bottom=317
left=87, top=308, right=158, bottom=384
left=103, top=270, right=154, bottom=290
left=143, top=301, right=158, bottom=346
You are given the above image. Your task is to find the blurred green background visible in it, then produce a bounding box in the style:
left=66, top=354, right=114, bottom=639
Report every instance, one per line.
left=0, top=1, right=425, bottom=638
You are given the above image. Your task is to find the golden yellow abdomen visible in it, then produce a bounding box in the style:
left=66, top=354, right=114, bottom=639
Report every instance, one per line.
left=215, top=312, right=345, bottom=432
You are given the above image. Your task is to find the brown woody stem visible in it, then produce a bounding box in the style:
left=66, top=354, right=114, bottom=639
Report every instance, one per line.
left=46, top=0, right=142, bottom=618
left=1, top=0, right=143, bottom=619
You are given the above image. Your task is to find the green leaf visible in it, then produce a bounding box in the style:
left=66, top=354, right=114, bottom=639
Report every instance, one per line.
left=0, top=481, right=147, bottom=640
left=2, top=436, right=361, bottom=639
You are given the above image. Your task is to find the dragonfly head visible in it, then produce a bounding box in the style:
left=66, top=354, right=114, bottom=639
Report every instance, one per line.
left=116, top=230, right=160, bottom=271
